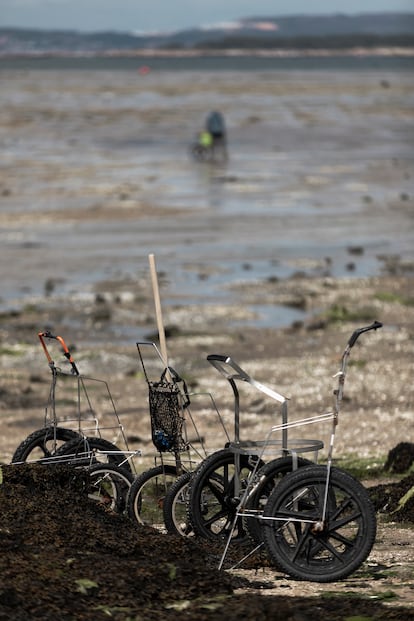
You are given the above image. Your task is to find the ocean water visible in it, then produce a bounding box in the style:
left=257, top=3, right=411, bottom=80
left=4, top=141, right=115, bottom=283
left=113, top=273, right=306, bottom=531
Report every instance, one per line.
left=0, top=54, right=413, bottom=72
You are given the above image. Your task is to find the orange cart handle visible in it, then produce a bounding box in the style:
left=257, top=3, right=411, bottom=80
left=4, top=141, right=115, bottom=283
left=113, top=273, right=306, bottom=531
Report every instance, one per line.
left=38, top=331, right=79, bottom=375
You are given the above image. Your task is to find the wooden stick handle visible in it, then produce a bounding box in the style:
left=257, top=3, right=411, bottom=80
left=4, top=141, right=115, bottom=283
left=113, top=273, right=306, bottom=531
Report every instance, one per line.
left=148, top=253, right=168, bottom=368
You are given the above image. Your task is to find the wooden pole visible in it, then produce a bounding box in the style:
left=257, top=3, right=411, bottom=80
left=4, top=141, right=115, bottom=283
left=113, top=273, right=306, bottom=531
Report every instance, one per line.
left=148, top=253, right=169, bottom=369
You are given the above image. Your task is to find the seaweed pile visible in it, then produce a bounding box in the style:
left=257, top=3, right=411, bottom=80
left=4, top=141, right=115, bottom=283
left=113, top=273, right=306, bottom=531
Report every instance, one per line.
left=0, top=461, right=412, bottom=621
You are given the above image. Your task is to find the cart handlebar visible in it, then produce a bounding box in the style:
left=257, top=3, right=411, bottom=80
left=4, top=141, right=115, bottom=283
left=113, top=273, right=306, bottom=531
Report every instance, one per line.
left=207, top=354, right=287, bottom=404
left=38, top=331, right=79, bottom=375
left=347, top=321, right=382, bottom=348
left=207, top=354, right=251, bottom=382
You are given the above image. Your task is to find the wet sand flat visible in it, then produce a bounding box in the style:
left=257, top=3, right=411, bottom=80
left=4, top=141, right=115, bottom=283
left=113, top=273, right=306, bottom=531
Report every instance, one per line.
left=0, top=67, right=413, bottom=325
left=0, top=64, right=413, bottom=459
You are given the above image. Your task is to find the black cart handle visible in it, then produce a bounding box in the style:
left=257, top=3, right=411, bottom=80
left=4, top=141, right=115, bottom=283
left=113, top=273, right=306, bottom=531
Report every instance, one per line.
left=348, top=321, right=382, bottom=348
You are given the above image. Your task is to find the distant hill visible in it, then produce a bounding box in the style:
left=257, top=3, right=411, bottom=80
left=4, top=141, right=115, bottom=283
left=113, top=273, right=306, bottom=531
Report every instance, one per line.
left=1, top=13, right=413, bottom=55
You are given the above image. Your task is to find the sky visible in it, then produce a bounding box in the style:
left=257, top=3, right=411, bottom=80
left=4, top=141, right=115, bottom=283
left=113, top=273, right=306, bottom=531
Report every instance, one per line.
left=0, top=0, right=412, bottom=33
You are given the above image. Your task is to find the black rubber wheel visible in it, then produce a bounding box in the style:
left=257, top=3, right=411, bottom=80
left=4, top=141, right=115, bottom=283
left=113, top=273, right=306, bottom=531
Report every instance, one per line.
left=11, top=427, right=81, bottom=463
left=243, top=456, right=313, bottom=544
left=126, top=464, right=179, bottom=531
left=190, top=144, right=210, bottom=162
left=187, top=448, right=263, bottom=542
left=262, top=465, right=377, bottom=582
left=53, top=436, right=132, bottom=472
left=163, top=471, right=193, bottom=537
left=86, top=463, right=134, bottom=513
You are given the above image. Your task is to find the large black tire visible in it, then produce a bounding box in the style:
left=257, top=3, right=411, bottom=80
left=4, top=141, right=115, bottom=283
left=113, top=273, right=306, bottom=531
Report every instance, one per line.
left=187, top=448, right=263, bottom=542
left=53, top=436, right=132, bottom=472
left=126, top=464, right=179, bottom=531
left=11, top=427, right=81, bottom=463
left=243, top=456, right=313, bottom=544
left=86, top=463, right=134, bottom=513
left=262, top=465, right=377, bottom=582
left=163, top=471, right=193, bottom=537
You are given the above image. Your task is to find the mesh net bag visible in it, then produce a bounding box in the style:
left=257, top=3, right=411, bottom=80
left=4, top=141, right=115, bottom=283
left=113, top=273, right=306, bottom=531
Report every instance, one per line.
left=148, top=368, right=189, bottom=452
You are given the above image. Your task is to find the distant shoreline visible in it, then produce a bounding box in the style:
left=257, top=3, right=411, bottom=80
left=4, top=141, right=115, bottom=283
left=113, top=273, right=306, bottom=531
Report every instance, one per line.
left=1, top=46, right=413, bottom=59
